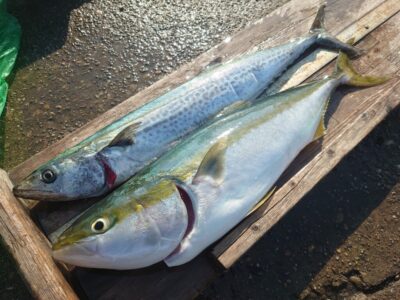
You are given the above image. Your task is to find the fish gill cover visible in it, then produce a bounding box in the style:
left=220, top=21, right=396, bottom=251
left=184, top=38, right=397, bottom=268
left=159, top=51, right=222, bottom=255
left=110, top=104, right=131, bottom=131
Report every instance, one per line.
left=0, top=0, right=20, bottom=116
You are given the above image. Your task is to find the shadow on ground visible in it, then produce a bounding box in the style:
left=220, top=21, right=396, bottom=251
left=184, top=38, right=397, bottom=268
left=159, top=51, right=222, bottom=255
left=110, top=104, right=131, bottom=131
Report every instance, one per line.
left=7, top=0, right=90, bottom=69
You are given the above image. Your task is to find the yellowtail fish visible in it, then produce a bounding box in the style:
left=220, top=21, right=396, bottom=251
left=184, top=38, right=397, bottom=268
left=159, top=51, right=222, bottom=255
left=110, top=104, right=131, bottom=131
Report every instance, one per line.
left=14, top=6, right=360, bottom=201
left=52, top=51, right=388, bottom=269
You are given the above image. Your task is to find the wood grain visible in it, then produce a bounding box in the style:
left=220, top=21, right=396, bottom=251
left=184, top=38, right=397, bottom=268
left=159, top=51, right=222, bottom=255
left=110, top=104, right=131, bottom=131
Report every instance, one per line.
left=0, top=170, right=78, bottom=300
left=213, top=10, right=400, bottom=268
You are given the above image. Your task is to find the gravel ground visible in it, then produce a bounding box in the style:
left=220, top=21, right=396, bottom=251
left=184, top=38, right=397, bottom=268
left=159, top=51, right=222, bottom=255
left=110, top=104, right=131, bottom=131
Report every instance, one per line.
left=1, top=0, right=399, bottom=299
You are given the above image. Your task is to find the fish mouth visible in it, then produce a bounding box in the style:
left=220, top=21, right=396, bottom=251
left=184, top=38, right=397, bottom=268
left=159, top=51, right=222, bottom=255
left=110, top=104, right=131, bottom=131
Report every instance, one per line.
left=13, top=187, right=68, bottom=201
left=52, top=241, right=96, bottom=264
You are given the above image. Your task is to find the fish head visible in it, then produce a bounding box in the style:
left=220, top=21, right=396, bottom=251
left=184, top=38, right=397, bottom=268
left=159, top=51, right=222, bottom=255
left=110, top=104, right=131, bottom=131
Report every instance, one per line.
left=52, top=178, right=189, bottom=270
left=13, top=152, right=107, bottom=201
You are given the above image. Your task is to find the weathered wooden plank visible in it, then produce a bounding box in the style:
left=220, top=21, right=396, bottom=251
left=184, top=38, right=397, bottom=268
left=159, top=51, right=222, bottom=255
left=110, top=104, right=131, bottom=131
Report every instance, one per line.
left=9, top=0, right=386, bottom=186
left=213, top=11, right=400, bottom=268
left=0, top=170, right=78, bottom=300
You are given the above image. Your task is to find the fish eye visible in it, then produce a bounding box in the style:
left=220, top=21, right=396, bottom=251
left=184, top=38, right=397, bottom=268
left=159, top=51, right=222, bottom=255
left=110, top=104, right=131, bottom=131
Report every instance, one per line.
left=91, top=218, right=109, bottom=233
left=41, top=169, right=57, bottom=183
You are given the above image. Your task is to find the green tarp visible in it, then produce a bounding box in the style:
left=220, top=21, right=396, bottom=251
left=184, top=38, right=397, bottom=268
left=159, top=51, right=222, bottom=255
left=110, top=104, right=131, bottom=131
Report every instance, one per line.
left=0, top=0, right=20, bottom=116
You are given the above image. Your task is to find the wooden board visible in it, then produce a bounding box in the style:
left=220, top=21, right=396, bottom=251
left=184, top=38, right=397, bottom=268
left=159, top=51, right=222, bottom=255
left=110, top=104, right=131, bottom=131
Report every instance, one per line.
left=0, top=170, right=78, bottom=300
left=0, top=0, right=399, bottom=299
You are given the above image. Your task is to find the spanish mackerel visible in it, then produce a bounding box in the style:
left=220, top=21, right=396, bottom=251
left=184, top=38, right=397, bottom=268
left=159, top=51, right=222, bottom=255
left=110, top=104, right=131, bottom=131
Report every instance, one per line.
left=52, top=52, right=388, bottom=269
left=14, top=6, right=360, bottom=201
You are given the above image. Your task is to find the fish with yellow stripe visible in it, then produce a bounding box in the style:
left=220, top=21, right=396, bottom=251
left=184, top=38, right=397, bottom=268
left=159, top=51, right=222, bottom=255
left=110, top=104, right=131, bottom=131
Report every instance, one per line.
left=52, top=51, right=388, bottom=269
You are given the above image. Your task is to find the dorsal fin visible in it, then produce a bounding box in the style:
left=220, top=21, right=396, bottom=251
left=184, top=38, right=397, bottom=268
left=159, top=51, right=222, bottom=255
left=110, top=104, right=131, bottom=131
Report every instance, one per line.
left=193, top=137, right=227, bottom=183
left=108, top=122, right=141, bottom=147
left=309, top=4, right=326, bottom=33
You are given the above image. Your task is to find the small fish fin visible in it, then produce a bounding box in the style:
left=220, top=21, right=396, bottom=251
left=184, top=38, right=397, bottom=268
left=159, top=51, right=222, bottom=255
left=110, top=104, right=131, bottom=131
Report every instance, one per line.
left=313, top=95, right=329, bottom=141
left=313, top=115, right=326, bottom=141
left=310, top=5, right=360, bottom=58
left=216, top=101, right=249, bottom=119
left=193, top=137, right=227, bottom=183
left=247, top=187, right=276, bottom=216
left=309, top=4, right=326, bottom=33
left=203, top=57, right=223, bottom=72
left=198, top=57, right=223, bottom=76
left=108, top=122, right=141, bottom=147
left=334, top=51, right=390, bottom=87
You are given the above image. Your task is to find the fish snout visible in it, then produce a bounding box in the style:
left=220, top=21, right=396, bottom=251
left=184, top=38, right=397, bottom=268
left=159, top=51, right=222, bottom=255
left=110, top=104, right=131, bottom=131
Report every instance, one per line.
left=13, top=184, right=59, bottom=201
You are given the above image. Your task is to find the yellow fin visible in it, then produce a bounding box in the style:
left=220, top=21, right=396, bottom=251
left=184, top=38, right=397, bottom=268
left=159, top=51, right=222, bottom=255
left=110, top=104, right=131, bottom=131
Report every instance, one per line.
left=313, top=115, right=326, bottom=141
left=247, top=187, right=276, bottom=216
left=335, top=51, right=390, bottom=87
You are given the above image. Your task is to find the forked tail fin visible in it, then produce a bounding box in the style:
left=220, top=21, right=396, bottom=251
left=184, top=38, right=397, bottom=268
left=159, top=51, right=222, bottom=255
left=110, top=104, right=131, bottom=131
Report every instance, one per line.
left=334, top=48, right=390, bottom=87
left=310, top=5, right=361, bottom=58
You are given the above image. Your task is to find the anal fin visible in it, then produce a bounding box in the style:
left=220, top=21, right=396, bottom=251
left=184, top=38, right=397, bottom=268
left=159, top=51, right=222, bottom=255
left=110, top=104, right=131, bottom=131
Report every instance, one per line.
left=313, top=116, right=326, bottom=141
left=247, top=187, right=276, bottom=216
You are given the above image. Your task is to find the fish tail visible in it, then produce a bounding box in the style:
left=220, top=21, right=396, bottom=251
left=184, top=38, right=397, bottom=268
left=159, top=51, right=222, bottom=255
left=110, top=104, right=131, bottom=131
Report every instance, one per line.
left=333, top=48, right=390, bottom=87
left=309, top=5, right=361, bottom=58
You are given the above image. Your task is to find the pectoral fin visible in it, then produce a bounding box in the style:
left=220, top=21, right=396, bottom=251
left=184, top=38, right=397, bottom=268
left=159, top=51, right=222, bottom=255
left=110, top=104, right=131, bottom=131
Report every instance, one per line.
left=247, top=187, right=276, bottom=216
left=193, top=137, right=227, bottom=183
left=107, top=122, right=141, bottom=147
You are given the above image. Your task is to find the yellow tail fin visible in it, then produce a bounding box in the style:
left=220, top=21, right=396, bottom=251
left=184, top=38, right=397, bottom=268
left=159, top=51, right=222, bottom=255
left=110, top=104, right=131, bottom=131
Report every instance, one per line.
left=335, top=50, right=390, bottom=87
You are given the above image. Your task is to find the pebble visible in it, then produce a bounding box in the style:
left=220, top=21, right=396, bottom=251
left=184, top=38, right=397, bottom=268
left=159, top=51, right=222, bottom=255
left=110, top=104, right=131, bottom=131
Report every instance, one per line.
left=349, top=276, right=364, bottom=289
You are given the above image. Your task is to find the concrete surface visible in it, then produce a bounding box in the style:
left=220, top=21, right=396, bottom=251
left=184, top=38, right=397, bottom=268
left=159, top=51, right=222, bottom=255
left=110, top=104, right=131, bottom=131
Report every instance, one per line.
left=0, top=0, right=399, bottom=299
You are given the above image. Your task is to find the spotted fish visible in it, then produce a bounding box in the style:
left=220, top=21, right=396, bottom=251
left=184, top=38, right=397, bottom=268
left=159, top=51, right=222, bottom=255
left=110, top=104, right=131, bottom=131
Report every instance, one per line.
left=14, top=6, right=360, bottom=201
